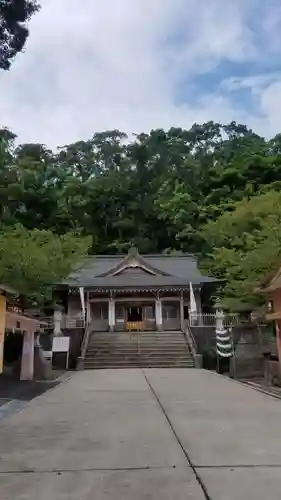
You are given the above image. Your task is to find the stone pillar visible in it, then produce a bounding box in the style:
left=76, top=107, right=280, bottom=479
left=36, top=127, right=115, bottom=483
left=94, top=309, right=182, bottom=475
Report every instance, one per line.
left=20, top=329, right=35, bottom=381
left=180, top=293, right=184, bottom=331
left=155, top=299, right=163, bottom=331
left=53, top=308, right=63, bottom=336
left=215, top=307, right=225, bottom=331
left=108, top=298, right=115, bottom=332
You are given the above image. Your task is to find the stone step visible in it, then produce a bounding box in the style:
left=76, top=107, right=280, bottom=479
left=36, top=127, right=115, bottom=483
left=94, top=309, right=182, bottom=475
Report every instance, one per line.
left=89, top=337, right=186, bottom=340
left=88, top=339, right=188, bottom=345
left=88, top=336, right=187, bottom=342
left=84, top=330, right=194, bottom=369
left=85, top=359, right=193, bottom=365
left=89, top=334, right=185, bottom=341
left=86, top=346, right=190, bottom=353
left=84, top=361, right=195, bottom=368
left=87, top=342, right=188, bottom=347
left=85, top=366, right=194, bottom=370
left=87, top=346, right=191, bottom=350
left=85, top=355, right=193, bottom=361
left=86, top=358, right=192, bottom=362
left=87, top=345, right=188, bottom=351
left=84, top=364, right=195, bottom=370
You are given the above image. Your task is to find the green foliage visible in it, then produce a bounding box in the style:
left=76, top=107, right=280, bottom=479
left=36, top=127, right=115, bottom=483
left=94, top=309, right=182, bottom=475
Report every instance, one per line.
left=200, top=191, right=281, bottom=310
left=0, top=224, right=90, bottom=304
left=1, top=122, right=281, bottom=310
left=0, top=0, right=40, bottom=70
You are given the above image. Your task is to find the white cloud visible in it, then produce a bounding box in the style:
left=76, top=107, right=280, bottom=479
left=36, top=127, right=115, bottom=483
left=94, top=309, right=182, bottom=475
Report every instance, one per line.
left=259, top=82, right=281, bottom=136
left=0, top=0, right=280, bottom=147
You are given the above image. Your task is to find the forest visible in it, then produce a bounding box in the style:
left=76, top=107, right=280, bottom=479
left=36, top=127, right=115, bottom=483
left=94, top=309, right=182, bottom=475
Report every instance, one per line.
left=1, top=121, right=281, bottom=310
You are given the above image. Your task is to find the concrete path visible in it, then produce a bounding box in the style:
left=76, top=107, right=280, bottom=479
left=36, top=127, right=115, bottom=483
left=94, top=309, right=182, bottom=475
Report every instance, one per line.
left=1, top=369, right=281, bottom=499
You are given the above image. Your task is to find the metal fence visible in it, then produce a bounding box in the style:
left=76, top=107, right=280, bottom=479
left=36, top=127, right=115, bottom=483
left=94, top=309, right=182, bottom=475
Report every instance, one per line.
left=189, top=313, right=268, bottom=328
left=189, top=313, right=240, bottom=327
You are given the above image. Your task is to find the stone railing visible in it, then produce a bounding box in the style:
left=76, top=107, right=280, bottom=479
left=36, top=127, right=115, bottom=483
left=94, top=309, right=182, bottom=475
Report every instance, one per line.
left=34, top=313, right=85, bottom=331
left=61, top=314, right=85, bottom=329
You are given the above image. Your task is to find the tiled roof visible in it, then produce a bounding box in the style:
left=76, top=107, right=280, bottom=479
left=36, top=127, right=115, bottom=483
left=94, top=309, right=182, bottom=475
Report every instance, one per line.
left=63, top=253, right=216, bottom=288
left=0, top=284, right=18, bottom=295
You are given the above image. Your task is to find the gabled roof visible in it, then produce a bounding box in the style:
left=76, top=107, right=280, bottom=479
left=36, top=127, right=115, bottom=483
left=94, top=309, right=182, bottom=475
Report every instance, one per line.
left=256, top=264, right=281, bottom=294
left=62, top=248, right=217, bottom=290
left=0, top=284, right=18, bottom=296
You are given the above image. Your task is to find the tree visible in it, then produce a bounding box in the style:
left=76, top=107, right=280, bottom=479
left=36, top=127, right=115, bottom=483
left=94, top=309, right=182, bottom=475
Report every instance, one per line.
left=200, top=191, right=281, bottom=310
left=0, top=0, right=40, bottom=70
left=2, top=121, right=281, bottom=299
left=0, top=224, right=90, bottom=304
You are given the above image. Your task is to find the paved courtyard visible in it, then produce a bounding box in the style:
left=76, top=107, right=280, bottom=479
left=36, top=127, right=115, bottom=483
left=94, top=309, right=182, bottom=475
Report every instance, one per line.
left=1, top=369, right=281, bottom=499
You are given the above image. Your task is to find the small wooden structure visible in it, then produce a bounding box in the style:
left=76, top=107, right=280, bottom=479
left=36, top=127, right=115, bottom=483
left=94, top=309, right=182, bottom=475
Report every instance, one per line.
left=256, top=266, right=281, bottom=374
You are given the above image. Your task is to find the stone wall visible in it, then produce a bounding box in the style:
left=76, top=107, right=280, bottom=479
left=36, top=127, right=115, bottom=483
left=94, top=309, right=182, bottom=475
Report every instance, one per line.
left=191, top=323, right=271, bottom=352
left=191, top=323, right=272, bottom=379
left=264, top=359, right=281, bottom=386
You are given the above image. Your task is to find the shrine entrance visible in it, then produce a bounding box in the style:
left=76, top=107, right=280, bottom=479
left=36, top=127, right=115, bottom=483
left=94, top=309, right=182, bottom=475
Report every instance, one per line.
left=127, top=306, right=143, bottom=322
left=126, top=306, right=143, bottom=331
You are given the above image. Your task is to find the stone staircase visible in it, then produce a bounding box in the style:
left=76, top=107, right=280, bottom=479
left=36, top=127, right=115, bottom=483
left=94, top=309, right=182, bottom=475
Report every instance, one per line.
left=84, top=330, right=195, bottom=369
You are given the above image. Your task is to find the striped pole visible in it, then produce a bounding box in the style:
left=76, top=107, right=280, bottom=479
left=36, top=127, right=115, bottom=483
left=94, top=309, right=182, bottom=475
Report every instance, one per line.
left=215, top=308, right=234, bottom=373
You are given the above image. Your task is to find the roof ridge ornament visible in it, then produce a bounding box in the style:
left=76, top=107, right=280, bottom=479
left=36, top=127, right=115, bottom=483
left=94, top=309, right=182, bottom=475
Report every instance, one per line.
left=128, top=246, right=139, bottom=258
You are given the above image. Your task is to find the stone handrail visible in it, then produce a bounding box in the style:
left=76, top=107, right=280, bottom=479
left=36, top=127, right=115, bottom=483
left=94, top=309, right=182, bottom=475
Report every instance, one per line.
left=80, top=322, right=93, bottom=361
left=184, top=320, right=198, bottom=358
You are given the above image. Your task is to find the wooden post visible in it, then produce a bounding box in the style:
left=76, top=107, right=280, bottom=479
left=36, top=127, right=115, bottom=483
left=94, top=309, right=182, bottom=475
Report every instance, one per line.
left=276, top=321, right=281, bottom=376
left=155, top=298, right=163, bottom=331
left=180, top=292, right=184, bottom=331
left=86, top=291, right=91, bottom=324
left=108, top=297, right=115, bottom=332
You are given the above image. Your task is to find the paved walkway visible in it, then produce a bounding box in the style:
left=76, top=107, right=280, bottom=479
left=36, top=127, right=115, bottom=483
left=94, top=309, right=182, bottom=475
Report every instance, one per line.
left=1, top=369, right=281, bottom=499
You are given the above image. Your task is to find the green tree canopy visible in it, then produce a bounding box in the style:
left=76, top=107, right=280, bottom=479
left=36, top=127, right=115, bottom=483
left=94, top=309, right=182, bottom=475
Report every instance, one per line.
left=0, top=225, right=90, bottom=304
left=0, top=0, right=40, bottom=70
left=1, top=122, right=281, bottom=310
left=200, top=191, right=281, bottom=310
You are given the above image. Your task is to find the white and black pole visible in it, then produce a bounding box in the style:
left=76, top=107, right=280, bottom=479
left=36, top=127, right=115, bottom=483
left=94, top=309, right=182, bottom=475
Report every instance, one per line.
left=215, top=307, right=234, bottom=374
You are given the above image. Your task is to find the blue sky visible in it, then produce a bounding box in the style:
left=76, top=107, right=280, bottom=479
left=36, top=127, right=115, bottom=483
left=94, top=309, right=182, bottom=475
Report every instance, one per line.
left=0, top=0, right=281, bottom=147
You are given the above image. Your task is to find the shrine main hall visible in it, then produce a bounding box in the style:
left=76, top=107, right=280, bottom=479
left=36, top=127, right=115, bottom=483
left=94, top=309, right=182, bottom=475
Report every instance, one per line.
left=58, top=248, right=215, bottom=332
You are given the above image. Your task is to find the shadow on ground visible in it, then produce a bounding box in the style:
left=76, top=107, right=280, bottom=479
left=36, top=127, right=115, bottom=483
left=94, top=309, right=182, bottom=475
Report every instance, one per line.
left=0, top=375, right=60, bottom=402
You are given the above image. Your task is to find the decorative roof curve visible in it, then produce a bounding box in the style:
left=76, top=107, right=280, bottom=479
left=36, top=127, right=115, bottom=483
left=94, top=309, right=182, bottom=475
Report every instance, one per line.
left=61, top=247, right=217, bottom=289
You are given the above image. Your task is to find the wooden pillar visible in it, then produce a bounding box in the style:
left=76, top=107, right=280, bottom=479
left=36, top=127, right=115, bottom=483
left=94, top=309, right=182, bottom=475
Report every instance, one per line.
left=180, top=292, right=184, bottom=331
left=276, top=321, right=281, bottom=375
left=86, top=292, right=91, bottom=324
left=108, top=297, right=115, bottom=332
left=155, top=299, right=163, bottom=331
left=0, top=293, right=6, bottom=374
left=20, top=329, right=35, bottom=380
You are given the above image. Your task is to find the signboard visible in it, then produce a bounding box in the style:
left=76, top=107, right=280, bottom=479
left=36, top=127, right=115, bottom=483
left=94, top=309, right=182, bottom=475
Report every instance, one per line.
left=52, top=336, right=70, bottom=353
